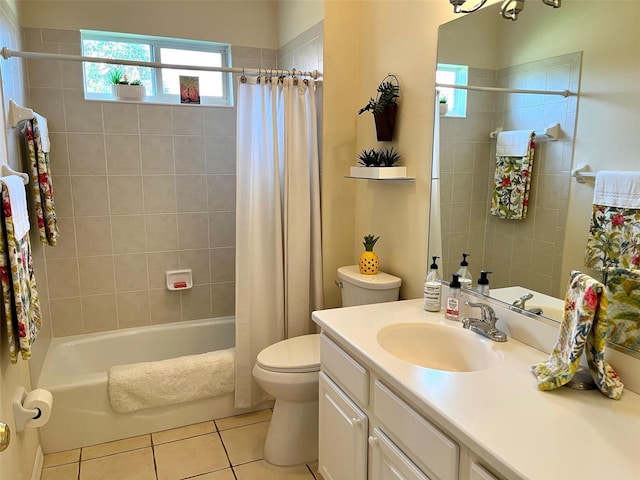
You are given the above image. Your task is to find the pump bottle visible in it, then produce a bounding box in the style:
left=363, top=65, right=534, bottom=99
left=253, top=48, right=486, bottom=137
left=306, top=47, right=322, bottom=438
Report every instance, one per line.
left=423, top=256, right=442, bottom=312
left=456, top=253, right=473, bottom=290
left=477, top=270, right=492, bottom=296
left=445, top=274, right=462, bottom=321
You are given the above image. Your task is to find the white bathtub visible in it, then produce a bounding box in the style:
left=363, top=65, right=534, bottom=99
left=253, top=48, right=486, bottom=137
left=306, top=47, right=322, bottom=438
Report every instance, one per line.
left=37, top=317, right=265, bottom=453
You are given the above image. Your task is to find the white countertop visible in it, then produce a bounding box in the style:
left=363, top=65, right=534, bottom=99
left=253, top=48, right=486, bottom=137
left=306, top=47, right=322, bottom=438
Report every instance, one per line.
left=312, top=299, right=640, bottom=480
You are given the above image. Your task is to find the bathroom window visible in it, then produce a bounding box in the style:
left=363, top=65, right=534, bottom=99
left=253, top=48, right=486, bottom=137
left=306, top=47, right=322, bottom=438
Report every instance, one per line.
left=81, top=30, right=233, bottom=106
left=436, top=63, right=468, bottom=118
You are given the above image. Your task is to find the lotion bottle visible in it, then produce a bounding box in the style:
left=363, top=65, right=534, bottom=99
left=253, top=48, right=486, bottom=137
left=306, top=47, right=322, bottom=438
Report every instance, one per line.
left=423, top=256, right=442, bottom=312
left=477, top=270, right=492, bottom=296
left=456, top=253, right=473, bottom=290
left=445, top=274, right=462, bottom=321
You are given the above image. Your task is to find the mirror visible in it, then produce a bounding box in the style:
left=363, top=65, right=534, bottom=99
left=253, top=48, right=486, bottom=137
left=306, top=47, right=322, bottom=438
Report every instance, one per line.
left=432, top=1, right=640, bottom=355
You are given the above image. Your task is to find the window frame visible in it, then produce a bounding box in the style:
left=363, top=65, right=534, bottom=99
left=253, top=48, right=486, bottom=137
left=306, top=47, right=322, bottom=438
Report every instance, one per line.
left=81, top=30, right=233, bottom=106
left=436, top=63, right=469, bottom=118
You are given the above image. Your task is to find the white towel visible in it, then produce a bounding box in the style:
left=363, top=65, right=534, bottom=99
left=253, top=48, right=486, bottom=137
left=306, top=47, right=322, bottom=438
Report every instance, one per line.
left=593, top=170, right=640, bottom=208
left=496, top=130, right=534, bottom=157
left=0, top=175, right=30, bottom=240
left=33, top=113, right=50, bottom=153
left=108, top=348, right=235, bottom=413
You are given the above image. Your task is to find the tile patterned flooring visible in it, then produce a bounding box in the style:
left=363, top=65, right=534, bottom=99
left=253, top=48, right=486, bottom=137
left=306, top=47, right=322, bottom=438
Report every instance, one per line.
left=40, top=409, right=320, bottom=480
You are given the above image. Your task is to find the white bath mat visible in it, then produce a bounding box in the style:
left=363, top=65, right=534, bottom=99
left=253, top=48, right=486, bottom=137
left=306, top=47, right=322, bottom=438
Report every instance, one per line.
left=108, top=348, right=235, bottom=413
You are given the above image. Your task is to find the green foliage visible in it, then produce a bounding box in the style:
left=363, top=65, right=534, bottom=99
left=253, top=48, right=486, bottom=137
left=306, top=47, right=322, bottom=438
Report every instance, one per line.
left=357, top=147, right=401, bottom=167
left=358, top=80, right=400, bottom=115
left=130, top=79, right=143, bottom=85
left=439, top=95, right=448, bottom=104
left=362, top=234, right=380, bottom=251
left=83, top=39, right=153, bottom=94
left=108, top=70, right=124, bottom=85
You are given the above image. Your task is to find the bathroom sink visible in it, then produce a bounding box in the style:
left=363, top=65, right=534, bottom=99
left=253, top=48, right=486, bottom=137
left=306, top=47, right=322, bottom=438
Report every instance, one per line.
left=377, top=323, right=503, bottom=372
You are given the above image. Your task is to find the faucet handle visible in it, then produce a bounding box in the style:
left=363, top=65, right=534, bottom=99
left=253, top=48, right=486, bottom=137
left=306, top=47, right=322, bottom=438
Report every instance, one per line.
left=465, top=302, right=497, bottom=326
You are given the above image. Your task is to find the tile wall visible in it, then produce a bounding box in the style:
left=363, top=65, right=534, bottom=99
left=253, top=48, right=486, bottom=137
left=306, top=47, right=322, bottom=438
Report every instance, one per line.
left=23, top=23, right=323, bottom=340
left=439, top=52, right=580, bottom=296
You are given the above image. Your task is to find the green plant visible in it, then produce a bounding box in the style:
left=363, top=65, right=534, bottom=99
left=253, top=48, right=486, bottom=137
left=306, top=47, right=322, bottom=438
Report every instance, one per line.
left=362, top=234, right=380, bottom=251
left=358, top=79, right=400, bottom=115
left=130, top=79, right=142, bottom=86
left=357, top=147, right=401, bottom=167
left=439, top=96, right=448, bottom=104
left=108, top=70, right=125, bottom=85
left=357, top=148, right=380, bottom=167
left=377, top=147, right=401, bottom=167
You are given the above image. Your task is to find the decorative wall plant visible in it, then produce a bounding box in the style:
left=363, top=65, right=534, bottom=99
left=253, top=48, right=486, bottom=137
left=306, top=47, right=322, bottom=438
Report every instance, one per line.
left=358, top=74, right=400, bottom=141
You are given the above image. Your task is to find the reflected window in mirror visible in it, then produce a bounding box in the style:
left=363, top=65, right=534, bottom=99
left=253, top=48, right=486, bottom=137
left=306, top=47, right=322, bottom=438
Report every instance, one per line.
left=436, top=63, right=468, bottom=117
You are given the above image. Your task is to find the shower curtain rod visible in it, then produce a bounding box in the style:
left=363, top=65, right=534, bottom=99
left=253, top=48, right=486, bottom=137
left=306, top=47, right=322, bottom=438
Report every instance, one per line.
left=0, top=47, right=321, bottom=79
left=436, top=82, right=573, bottom=97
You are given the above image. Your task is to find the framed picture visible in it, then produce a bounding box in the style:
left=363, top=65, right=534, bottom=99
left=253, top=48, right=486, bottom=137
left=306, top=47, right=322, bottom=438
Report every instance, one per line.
left=180, top=76, right=200, bottom=104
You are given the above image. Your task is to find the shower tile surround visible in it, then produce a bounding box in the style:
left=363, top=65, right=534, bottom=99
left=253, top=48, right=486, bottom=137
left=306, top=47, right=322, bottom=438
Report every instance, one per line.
left=22, top=24, right=322, bottom=340
left=439, top=53, right=579, bottom=297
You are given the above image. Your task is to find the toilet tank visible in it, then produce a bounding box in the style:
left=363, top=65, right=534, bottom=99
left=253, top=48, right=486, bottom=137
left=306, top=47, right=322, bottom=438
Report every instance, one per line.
left=337, top=265, right=402, bottom=307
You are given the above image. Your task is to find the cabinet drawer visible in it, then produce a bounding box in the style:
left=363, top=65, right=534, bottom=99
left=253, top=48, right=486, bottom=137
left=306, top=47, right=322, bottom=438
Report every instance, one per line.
left=374, top=381, right=458, bottom=480
left=320, top=333, right=369, bottom=406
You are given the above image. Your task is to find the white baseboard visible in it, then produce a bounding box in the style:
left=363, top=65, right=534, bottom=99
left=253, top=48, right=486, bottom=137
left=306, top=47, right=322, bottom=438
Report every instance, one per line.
left=31, top=445, right=43, bottom=480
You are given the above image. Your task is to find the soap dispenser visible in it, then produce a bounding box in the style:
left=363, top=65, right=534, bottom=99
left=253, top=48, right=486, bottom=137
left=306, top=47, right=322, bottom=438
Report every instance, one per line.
left=477, top=270, right=492, bottom=295
left=445, top=274, right=462, bottom=321
left=423, top=256, right=442, bottom=312
left=456, top=253, right=473, bottom=290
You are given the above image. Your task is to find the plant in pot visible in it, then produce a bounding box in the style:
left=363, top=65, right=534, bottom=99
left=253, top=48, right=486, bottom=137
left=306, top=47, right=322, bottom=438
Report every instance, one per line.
left=439, top=95, right=449, bottom=116
left=358, top=74, right=400, bottom=141
left=359, top=234, right=380, bottom=275
left=350, top=147, right=406, bottom=179
left=110, top=70, right=145, bottom=102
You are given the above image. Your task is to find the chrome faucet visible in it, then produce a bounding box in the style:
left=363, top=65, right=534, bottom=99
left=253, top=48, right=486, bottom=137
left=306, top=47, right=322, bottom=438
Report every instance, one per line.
left=462, top=302, right=507, bottom=342
left=510, top=293, right=544, bottom=315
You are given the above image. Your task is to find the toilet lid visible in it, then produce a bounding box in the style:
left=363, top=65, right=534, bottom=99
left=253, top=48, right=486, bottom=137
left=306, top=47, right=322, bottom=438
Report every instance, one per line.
left=256, top=334, right=320, bottom=373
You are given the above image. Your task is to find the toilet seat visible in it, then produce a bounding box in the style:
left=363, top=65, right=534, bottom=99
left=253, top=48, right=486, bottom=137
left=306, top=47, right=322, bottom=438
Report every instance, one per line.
left=256, top=334, right=320, bottom=374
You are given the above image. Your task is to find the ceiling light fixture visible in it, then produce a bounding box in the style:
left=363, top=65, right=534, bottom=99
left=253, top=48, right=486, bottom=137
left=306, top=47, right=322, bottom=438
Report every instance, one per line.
left=449, top=0, right=561, bottom=21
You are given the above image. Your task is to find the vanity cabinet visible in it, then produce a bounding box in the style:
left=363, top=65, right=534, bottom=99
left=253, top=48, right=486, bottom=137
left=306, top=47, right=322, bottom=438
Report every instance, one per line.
left=318, top=372, right=368, bottom=480
left=320, top=333, right=462, bottom=480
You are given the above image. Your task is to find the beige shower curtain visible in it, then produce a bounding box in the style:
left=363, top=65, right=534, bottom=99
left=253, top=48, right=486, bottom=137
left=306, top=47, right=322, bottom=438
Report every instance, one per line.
left=235, top=76, right=323, bottom=408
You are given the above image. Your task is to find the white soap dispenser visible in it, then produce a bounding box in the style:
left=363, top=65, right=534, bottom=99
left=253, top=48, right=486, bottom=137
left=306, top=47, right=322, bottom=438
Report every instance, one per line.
left=456, top=253, right=473, bottom=290
left=423, top=256, right=442, bottom=312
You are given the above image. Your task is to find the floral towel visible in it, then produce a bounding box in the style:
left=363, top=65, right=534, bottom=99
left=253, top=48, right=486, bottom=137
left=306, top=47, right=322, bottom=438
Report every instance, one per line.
left=0, top=183, right=42, bottom=363
left=604, top=268, right=640, bottom=351
left=490, top=132, right=535, bottom=220
left=585, top=205, right=640, bottom=270
left=23, top=118, right=59, bottom=246
left=531, top=270, right=624, bottom=400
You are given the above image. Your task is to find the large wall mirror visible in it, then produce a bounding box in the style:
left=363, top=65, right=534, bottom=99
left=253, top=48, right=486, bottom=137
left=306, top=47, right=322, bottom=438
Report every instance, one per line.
left=431, top=1, right=640, bottom=356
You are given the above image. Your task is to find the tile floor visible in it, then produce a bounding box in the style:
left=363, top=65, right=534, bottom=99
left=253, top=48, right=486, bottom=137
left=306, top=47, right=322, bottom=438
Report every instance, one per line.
left=40, top=409, right=320, bottom=480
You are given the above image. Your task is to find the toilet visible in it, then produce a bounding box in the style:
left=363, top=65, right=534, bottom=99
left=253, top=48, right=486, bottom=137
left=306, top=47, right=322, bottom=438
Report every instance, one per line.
left=252, top=265, right=401, bottom=466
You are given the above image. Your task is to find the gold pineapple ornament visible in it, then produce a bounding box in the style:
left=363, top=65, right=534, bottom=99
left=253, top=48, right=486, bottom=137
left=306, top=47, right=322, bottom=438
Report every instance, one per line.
left=359, top=234, right=380, bottom=275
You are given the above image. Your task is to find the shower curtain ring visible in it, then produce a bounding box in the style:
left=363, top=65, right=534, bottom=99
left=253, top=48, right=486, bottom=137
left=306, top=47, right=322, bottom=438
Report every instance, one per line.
left=240, top=68, right=247, bottom=84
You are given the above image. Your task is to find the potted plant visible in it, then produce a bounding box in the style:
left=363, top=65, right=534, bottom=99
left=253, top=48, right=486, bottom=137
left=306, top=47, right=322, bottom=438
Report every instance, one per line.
left=350, top=147, right=407, bottom=179
left=110, top=70, right=145, bottom=102
left=358, top=74, right=400, bottom=141
left=359, top=234, right=380, bottom=274
left=439, top=96, right=449, bottom=116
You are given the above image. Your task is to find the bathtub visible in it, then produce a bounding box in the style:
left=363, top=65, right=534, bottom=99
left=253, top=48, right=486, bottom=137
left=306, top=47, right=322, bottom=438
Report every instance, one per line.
left=37, top=316, right=266, bottom=453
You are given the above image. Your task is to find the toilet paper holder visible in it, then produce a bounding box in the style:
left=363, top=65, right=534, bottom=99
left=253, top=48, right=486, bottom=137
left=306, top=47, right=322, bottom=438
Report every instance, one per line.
left=13, top=387, right=50, bottom=432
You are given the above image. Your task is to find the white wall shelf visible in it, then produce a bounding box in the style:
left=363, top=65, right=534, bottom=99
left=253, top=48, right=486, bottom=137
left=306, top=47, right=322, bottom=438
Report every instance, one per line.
left=345, top=176, right=416, bottom=182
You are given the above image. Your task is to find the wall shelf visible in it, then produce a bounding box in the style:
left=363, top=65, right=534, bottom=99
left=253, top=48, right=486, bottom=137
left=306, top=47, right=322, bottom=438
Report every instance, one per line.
left=345, top=176, right=416, bottom=182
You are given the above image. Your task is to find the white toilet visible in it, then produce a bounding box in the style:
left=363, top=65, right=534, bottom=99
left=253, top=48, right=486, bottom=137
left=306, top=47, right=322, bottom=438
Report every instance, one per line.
left=252, top=265, right=401, bottom=466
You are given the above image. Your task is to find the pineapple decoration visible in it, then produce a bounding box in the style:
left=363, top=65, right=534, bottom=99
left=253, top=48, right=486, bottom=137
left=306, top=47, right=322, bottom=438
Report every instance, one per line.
left=359, top=234, right=380, bottom=275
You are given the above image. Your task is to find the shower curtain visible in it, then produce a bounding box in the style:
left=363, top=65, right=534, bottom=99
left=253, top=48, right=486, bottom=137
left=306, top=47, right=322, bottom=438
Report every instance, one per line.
left=235, top=76, right=323, bottom=408
left=429, top=91, right=443, bottom=264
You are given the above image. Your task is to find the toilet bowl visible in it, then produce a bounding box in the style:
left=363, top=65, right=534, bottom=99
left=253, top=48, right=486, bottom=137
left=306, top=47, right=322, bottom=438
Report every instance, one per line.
left=253, top=265, right=401, bottom=466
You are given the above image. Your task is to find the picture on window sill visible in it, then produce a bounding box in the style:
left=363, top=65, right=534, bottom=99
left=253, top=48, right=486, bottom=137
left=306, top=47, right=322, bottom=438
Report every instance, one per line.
left=180, top=76, right=200, bottom=104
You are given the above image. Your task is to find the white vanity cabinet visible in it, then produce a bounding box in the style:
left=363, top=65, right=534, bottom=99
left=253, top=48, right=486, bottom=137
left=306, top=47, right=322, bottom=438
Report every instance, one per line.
left=319, top=333, right=464, bottom=480
left=318, top=372, right=368, bottom=480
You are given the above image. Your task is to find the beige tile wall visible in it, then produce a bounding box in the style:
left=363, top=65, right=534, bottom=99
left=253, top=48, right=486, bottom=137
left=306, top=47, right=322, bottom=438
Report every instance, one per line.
left=440, top=53, right=579, bottom=297
left=24, top=27, right=279, bottom=336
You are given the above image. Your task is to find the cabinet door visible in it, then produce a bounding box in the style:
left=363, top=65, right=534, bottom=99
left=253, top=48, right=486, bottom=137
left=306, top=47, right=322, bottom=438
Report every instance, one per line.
left=318, top=372, right=368, bottom=480
left=470, top=462, right=500, bottom=480
left=369, top=428, right=431, bottom=480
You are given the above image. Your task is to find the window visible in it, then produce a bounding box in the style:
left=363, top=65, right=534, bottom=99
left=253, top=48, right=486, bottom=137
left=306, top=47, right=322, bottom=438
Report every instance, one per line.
left=436, top=63, right=468, bottom=118
left=81, top=30, right=232, bottom=106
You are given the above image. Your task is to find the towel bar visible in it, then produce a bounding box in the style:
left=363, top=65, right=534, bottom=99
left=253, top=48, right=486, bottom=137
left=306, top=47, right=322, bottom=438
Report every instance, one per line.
left=571, top=163, right=597, bottom=183
left=489, top=123, right=562, bottom=141
left=8, top=100, right=34, bottom=128
left=0, top=164, right=29, bottom=185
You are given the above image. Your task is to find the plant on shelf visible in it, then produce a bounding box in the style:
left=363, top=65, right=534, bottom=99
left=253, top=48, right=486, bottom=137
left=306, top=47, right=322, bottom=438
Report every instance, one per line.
left=357, top=148, right=380, bottom=167
left=378, top=147, right=401, bottom=167
left=109, top=70, right=145, bottom=102
left=351, top=147, right=406, bottom=179
left=359, top=234, right=380, bottom=275
left=439, top=95, right=449, bottom=116
left=358, top=74, right=400, bottom=141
